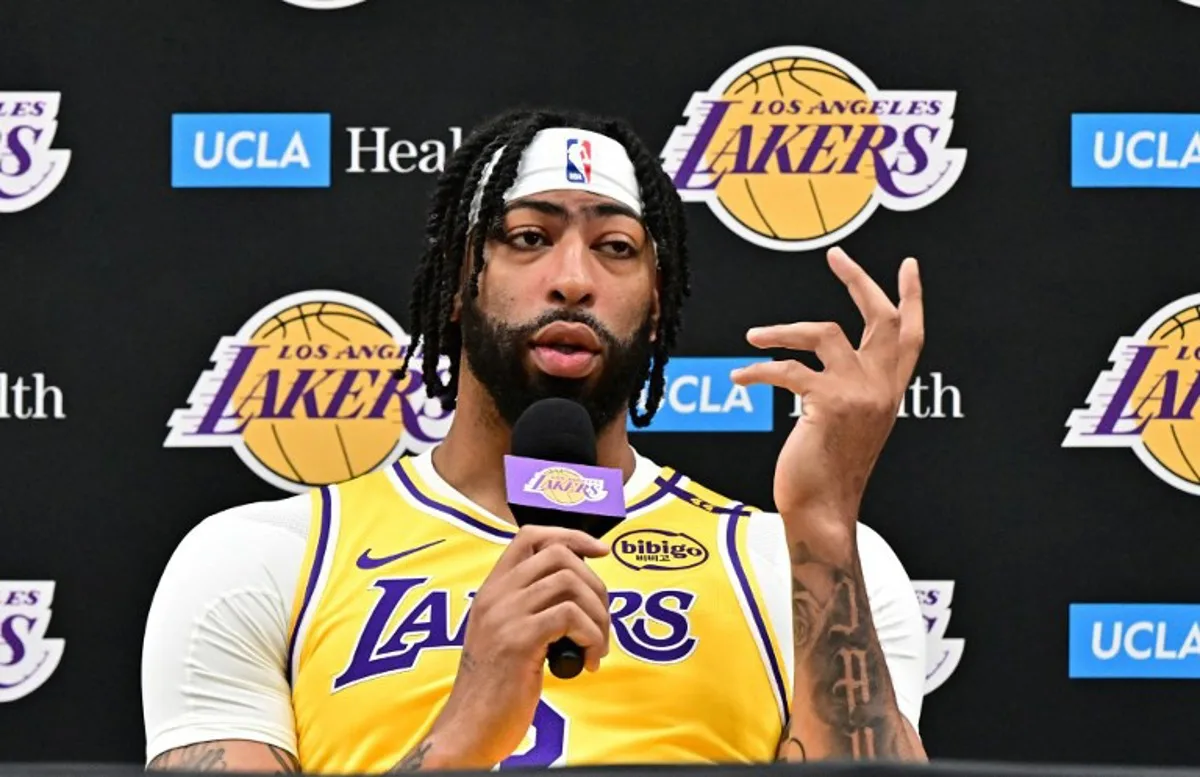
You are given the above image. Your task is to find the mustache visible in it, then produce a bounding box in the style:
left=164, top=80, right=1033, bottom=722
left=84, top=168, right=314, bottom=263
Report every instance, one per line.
left=509, top=308, right=624, bottom=349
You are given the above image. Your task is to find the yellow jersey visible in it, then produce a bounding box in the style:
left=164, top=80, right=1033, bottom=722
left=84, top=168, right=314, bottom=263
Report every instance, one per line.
left=287, top=450, right=792, bottom=772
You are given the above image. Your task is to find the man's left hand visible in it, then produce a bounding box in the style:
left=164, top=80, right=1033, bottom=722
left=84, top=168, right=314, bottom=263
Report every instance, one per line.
left=731, top=246, right=924, bottom=537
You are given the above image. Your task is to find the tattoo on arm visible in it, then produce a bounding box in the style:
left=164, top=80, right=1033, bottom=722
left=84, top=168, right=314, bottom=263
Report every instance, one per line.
left=267, top=745, right=301, bottom=773
left=147, top=743, right=228, bottom=772
left=779, top=540, right=917, bottom=761
left=146, top=743, right=299, bottom=773
left=775, top=721, right=808, bottom=763
left=388, top=739, right=433, bottom=772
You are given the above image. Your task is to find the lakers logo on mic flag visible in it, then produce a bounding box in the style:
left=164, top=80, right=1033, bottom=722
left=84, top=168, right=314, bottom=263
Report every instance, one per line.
left=504, top=455, right=625, bottom=517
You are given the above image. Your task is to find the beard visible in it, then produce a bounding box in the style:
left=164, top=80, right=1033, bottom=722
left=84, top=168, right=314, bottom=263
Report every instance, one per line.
left=460, top=296, right=654, bottom=433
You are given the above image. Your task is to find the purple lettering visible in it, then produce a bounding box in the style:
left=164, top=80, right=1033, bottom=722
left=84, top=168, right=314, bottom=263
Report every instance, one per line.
left=322, top=369, right=375, bottom=419
left=1, top=126, right=39, bottom=179
left=610, top=589, right=697, bottom=663
left=746, top=125, right=806, bottom=174
left=192, top=345, right=265, bottom=435
left=795, top=125, right=849, bottom=174
left=0, top=615, right=33, bottom=666
left=1093, top=346, right=1165, bottom=435
left=840, top=124, right=898, bottom=177
left=269, top=369, right=337, bottom=419
left=670, top=100, right=736, bottom=190
left=333, top=577, right=430, bottom=690
left=384, top=366, right=452, bottom=442
left=1159, top=370, right=1200, bottom=420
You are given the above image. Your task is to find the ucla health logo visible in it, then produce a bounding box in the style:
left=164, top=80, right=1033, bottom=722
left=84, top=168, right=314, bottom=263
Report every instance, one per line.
left=1064, top=293, right=1200, bottom=495
left=1070, top=604, right=1200, bottom=679
left=165, top=291, right=451, bottom=492
left=1071, top=114, right=1200, bottom=187
left=0, top=92, right=71, bottom=213
left=630, top=357, right=772, bottom=432
left=662, top=46, right=966, bottom=252
left=171, top=113, right=331, bottom=188
left=0, top=581, right=66, bottom=702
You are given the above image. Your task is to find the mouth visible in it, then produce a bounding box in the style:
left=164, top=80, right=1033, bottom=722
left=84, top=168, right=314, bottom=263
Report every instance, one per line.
left=528, top=321, right=602, bottom=379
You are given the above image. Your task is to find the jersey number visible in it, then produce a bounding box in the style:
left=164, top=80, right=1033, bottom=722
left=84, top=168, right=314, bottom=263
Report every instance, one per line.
left=499, top=699, right=568, bottom=768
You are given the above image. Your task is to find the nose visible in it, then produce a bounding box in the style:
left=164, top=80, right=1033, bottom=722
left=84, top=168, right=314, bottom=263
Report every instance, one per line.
left=546, top=231, right=595, bottom=308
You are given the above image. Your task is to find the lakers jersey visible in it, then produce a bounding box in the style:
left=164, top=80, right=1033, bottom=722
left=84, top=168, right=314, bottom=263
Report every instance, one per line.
left=287, top=450, right=793, bottom=772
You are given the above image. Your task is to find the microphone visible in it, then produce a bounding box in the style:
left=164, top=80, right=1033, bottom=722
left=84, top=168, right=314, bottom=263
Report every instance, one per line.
left=504, top=398, right=626, bottom=679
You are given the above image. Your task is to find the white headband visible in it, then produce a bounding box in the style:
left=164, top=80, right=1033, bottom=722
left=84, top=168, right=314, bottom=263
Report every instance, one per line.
left=468, top=127, right=643, bottom=227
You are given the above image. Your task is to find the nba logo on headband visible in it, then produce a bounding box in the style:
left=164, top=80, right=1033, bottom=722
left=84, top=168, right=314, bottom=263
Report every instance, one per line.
left=566, top=139, right=592, bottom=184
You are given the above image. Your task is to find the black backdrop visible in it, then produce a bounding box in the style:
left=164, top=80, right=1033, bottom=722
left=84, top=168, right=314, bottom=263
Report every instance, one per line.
left=2, top=0, right=1199, bottom=768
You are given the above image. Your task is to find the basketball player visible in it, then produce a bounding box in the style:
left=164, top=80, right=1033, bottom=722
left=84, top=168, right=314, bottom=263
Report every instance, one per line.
left=142, top=108, right=929, bottom=772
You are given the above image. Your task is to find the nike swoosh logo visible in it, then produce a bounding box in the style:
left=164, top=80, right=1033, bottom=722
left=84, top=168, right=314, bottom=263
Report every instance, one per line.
left=356, top=539, right=445, bottom=570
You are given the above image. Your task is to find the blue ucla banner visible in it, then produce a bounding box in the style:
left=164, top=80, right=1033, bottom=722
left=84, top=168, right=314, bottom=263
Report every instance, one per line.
left=1071, top=113, right=1200, bottom=187
left=171, top=113, right=332, bottom=188
left=1069, top=604, right=1200, bottom=679
left=630, top=357, right=772, bottom=433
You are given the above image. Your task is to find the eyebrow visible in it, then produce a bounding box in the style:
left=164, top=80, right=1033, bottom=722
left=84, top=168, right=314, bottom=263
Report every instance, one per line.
left=503, top=199, right=643, bottom=223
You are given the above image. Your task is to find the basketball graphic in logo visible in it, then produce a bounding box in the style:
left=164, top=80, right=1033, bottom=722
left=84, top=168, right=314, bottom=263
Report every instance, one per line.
left=166, top=291, right=452, bottom=493
left=662, top=46, right=966, bottom=252
left=1065, top=293, right=1200, bottom=495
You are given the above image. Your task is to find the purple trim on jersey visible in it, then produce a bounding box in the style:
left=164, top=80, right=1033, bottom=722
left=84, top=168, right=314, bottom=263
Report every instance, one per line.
left=288, top=486, right=333, bottom=685
left=725, top=506, right=789, bottom=723
left=392, top=460, right=517, bottom=541
left=626, top=470, right=682, bottom=513
left=661, top=478, right=749, bottom=514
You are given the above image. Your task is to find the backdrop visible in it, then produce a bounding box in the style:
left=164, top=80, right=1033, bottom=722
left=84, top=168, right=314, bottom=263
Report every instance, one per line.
left=2, top=0, right=1199, bottom=767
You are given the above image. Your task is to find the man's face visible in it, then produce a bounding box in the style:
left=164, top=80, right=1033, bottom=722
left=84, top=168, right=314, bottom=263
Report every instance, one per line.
left=459, top=189, right=660, bottom=432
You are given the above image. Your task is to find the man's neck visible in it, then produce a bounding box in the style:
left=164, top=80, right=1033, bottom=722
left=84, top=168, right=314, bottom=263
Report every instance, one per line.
left=430, top=382, right=637, bottom=525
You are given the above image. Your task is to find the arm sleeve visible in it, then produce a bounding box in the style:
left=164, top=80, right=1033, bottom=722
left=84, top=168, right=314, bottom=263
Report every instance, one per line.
left=141, top=496, right=311, bottom=764
left=744, top=514, right=926, bottom=732
left=856, top=522, right=926, bottom=732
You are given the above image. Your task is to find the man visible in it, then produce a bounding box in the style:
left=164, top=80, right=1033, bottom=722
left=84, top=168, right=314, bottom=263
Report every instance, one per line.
left=142, top=108, right=928, bottom=772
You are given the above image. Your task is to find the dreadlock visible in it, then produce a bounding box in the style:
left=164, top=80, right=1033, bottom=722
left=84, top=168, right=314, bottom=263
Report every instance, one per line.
left=398, top=107, right=691, bottom=428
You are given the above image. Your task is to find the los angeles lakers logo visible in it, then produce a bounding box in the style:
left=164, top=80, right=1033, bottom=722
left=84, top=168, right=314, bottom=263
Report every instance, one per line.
left=165, top=290, right=452, bottom=493
left=522, top=466, right=609, bottom=507
left=661, top=46, right=967, bottom=252
left=1064, top=293, right=1200, bottom=496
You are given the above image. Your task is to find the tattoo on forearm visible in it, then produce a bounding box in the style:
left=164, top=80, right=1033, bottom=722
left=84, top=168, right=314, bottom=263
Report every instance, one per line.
left=268, top=745, right=301, bottom=773
left=781, top=540, right=911, bottom=760
left=775, top=722, right=808, bottom=762
left=147, top=743, right=228, bottom=771
left=388, top=739, right=433, bottom=772
left=147, top=743, right=298, bottom=773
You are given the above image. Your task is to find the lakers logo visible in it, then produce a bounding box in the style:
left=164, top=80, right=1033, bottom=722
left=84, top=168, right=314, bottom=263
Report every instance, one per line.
left=661, top=46, right=966, bottom=252
left=522, top=466, right=609, bottom=507
left=1064, top=293, right=1200, bottom=495
left=165, top=290, right=452, bottom=493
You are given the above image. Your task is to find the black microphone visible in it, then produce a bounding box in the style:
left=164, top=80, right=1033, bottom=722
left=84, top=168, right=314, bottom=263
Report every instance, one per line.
left=506, top=398, right=623, bottom=679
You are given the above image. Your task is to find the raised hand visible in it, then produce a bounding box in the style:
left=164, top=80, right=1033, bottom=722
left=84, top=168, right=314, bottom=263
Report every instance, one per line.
left=731, top=246, right=924, bottom=533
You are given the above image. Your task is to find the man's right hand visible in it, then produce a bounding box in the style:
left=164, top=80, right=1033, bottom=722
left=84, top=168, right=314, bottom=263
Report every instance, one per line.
left=400, top=526, right=611, bottom=771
